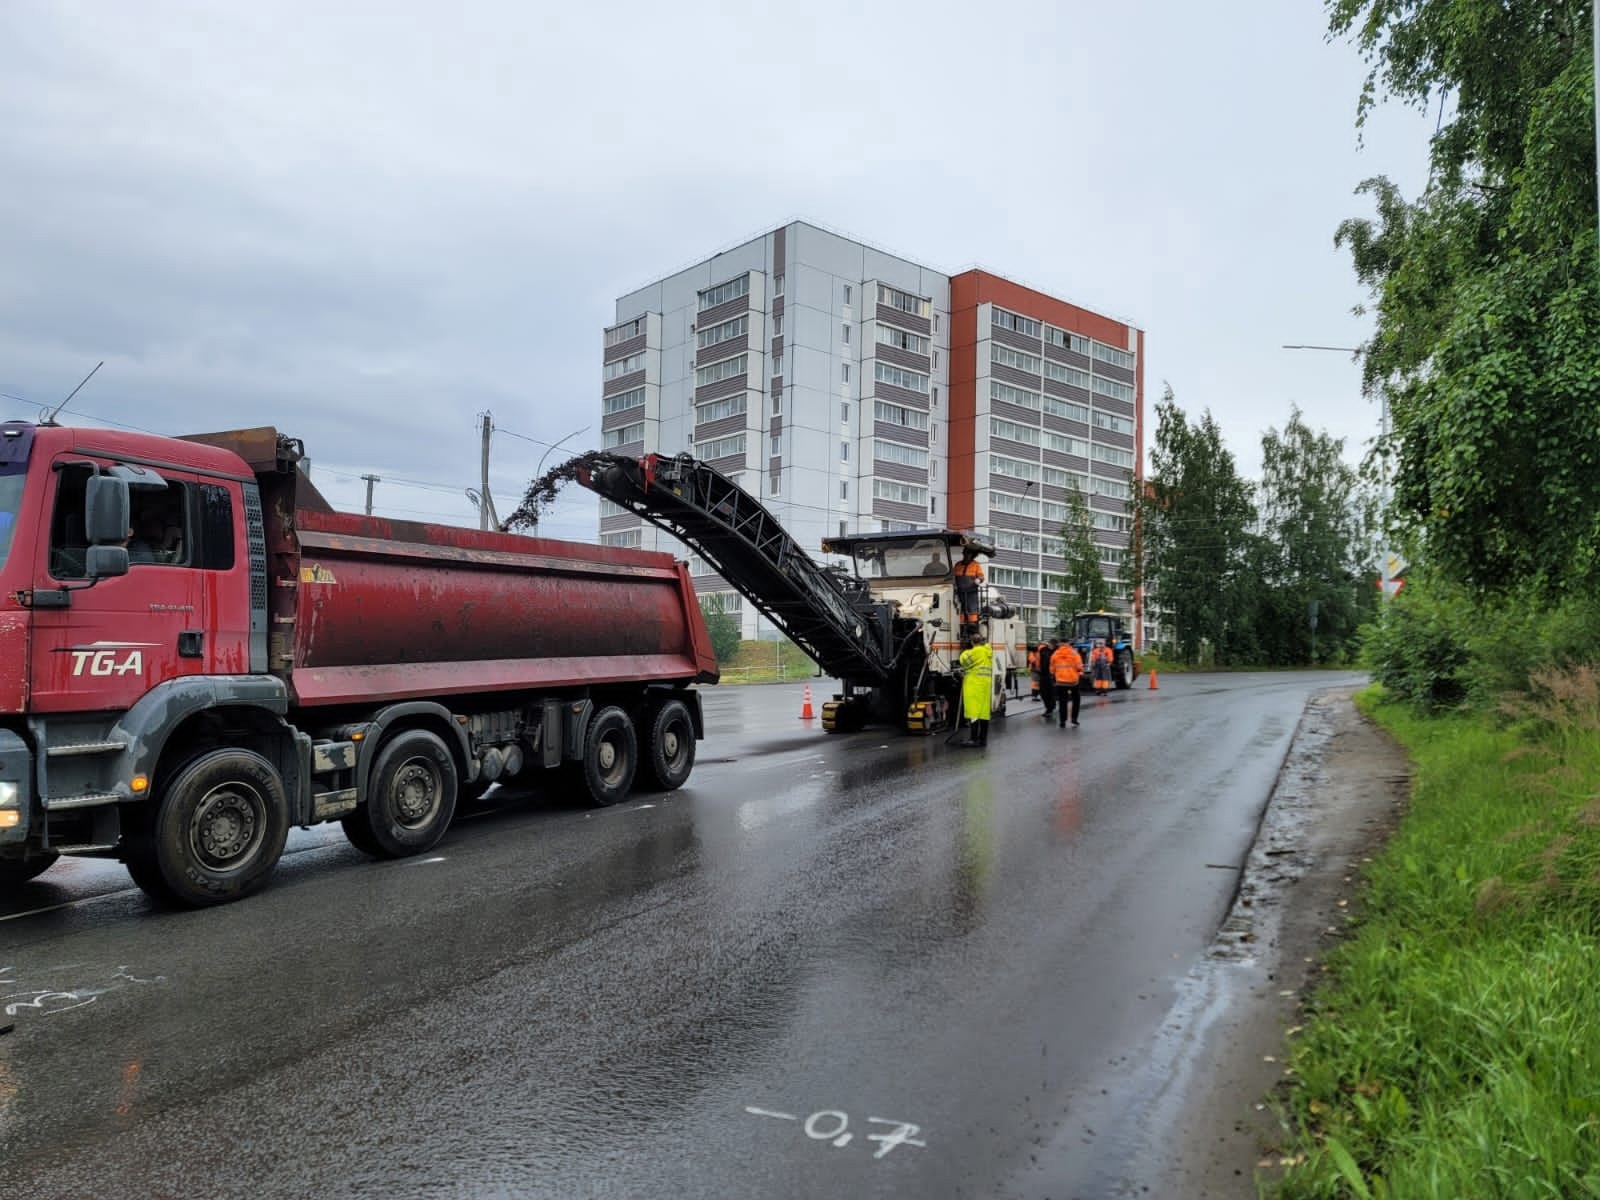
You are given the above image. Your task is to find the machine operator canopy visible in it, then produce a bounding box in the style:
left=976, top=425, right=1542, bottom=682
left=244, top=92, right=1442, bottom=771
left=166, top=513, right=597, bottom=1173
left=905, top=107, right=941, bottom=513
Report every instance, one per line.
left=819, top=531, right=997, bottom=582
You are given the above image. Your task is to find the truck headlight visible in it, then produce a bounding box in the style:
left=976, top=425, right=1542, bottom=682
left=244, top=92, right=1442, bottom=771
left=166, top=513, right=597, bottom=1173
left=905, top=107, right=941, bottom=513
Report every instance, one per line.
left=0, top=781, right=18, bottom=808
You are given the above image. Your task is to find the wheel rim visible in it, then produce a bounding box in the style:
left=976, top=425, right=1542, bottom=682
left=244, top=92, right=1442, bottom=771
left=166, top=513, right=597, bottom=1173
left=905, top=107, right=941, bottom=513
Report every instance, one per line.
left=596, top=730, right=628, bottom=788
left=661, top=713, right=690, bottom=770
left=390, top=756, right=442, bottom=829
left=188, top=782, right=267, bottom=874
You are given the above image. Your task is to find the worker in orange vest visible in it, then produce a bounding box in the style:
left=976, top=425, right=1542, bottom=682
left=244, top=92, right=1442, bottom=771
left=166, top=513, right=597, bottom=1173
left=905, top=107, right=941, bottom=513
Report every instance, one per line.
left=953, top=547, right=984, bottom=639
left=1049, top=640, right=1084, bottom=728
left=1089, top=639, right=1115, bottom=693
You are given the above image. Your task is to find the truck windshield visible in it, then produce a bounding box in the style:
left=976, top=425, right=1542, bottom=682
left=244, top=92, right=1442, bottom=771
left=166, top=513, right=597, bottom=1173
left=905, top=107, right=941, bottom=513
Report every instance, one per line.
left=0, top=468, right=23, bottom=572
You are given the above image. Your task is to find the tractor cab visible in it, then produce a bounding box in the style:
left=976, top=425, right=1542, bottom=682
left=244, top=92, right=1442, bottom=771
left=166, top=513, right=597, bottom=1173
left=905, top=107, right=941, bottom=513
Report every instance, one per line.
left=1062, top=609, right=1140, bottom=689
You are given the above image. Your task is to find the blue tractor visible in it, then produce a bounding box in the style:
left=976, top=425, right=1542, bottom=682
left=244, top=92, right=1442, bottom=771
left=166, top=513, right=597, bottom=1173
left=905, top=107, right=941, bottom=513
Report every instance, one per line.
left=1061, top=610, right=1139, bottom=690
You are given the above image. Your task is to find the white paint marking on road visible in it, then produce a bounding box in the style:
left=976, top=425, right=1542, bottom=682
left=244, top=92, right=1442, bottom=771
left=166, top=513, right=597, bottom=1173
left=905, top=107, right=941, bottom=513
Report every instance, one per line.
left=745, top=1106, right=798, bottom=1121
left=406, top=856, right=447, bottom=865
left=634, top=803, right=656, bottom=810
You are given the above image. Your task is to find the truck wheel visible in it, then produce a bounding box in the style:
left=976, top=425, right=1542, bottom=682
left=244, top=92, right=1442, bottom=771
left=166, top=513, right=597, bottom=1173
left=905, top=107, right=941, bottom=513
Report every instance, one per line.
left=578, top=705, right=637, bottom=807
left=351, top=730, right=459, bottom=858
left=0, top=852, right=59, bottom=886
left=641, top=699, right=696, bottom=792
left=126, top=749, right=290, bottom=908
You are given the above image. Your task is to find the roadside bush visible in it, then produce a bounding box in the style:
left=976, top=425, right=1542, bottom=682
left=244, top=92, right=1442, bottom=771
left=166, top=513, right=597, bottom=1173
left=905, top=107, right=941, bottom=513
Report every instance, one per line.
left=1359, top=575, right=1471, bottom=712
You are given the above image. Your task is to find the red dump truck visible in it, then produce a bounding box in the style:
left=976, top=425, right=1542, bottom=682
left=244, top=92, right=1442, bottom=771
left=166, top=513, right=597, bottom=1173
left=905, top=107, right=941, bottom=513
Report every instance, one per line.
left=0, top=421, right=718, bottom=907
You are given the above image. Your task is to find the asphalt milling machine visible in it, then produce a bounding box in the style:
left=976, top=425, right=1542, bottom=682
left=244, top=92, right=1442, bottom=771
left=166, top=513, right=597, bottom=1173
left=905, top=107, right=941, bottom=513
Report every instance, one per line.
left=505, top=451, right=1027, bottom=736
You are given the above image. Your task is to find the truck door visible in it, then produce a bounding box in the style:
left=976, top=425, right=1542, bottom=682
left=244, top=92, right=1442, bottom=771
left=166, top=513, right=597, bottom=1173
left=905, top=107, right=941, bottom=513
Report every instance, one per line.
left=28, top=459, right=210, bottom=714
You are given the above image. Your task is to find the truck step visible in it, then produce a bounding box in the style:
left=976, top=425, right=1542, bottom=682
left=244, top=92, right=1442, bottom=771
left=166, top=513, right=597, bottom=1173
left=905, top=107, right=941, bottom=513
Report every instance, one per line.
left=312, top=788, right=358, bottom=820
left=43, top=791, right=121, bottom=810
left=45, top=741, right=129, bottom=758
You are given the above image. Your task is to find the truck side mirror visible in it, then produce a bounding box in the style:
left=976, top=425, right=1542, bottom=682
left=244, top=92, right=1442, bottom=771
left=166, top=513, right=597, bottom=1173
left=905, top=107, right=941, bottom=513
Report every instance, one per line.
left=85, top=476, right=130, bottom=545
left=85, top=544, right=130, bottom=579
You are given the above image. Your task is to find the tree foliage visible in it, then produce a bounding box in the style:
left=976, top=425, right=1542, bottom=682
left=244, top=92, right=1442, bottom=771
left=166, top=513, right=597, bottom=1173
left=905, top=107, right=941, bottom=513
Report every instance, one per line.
left=1257, top=406, right=1379, bottom=662
left=1051, top=486, right=1111, bottom=616
left=1135, top=387, right=1259, bottom=664
left=1328, top=0, right=1600, bottom=598
left=698, top=593, right=742, bottom=663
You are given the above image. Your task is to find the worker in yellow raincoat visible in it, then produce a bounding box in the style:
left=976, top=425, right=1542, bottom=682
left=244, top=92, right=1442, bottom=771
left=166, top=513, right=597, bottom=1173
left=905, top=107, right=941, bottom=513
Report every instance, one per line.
left=959, top=632, right=994, bottom=748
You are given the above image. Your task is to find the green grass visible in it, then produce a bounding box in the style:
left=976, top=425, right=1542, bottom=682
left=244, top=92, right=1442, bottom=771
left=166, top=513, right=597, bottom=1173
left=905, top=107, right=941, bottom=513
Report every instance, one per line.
left=1271, top=672, right=1600, bottom=1198
left=715, top=638, right=818, bottom=685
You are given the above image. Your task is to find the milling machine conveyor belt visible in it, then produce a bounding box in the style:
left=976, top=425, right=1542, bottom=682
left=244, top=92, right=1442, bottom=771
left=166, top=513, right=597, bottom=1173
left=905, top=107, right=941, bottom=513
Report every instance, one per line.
left=575, top=453, right=896, bottom=686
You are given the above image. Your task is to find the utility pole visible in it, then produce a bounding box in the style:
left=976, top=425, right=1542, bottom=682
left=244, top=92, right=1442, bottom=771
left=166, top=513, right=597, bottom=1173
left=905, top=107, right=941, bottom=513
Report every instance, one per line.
left=477, top=412, right=499, bottom=531
left=361, top=474, right=380, bottom=516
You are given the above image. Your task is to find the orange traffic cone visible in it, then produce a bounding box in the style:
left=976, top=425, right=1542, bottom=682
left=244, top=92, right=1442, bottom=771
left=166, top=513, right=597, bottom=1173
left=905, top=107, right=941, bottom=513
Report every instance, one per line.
left=1148, top=670, right=1159, bottom=690
left=800, top=684, right=815, bottom=719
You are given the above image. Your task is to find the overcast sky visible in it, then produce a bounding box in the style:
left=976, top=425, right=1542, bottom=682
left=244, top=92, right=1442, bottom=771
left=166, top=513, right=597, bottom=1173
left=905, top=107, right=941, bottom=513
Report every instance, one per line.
left=1, top=0, right=1433, bottom=539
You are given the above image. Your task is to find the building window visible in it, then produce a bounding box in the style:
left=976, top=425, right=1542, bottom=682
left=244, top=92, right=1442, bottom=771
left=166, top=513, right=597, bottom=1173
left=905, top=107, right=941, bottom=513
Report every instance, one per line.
left=932, top=386, right=939, bottom=408
left=771, top=475, right=782, bottom=497
left=991, top=417, right=1042, bottom=447
left=773, top=273, right=785, bottom=297
left=843, top=284, right=853, bottom=305
left=773, top=314, right=784, bottom=336
left=874, top=440, right=928, bottom=469
left=1046, top=327, right=1091, bottom=355
left=841, top=442, right=849, bottom=462
left=1045, top=430, right=1090, bottom=457
left=931, top=459, right=938, bottom=480
left=698, top=275, right=750, bottom=311
left=992, top=306, right=1042, bottom=338
left=772, top=351, right=785, bottom=376
left=1043, top=393, right=1090, bottom=423
left=934, top=313, right=941, bottom=332
left=1091, top=443, right=1136, bottom=469
left=696, top=315, right=748, bottom=351
left=695, top=393, right=748, bottom=424
left=603, top=352, right=646, bottom=381
left=1092, top=341, right=1137, bottom=370
left=842, top=363, right=850, bottom=383
left=700, top=433, right=747, bottom=459
left=875, top=325, right=930, bottom=354
left=930, top=496, right=937, bottom=515
left=841, top=401, right=849, bottom=423
left=991, top=344, right=1043, bottom=375
left=933, top=350, right=939, bottom=369
left=1092, top=410, right=1136, bottom=435
left=770, top=434, right=780, bottom=455
left=599, top=530, right=643, bottom=548
left=873, top=478, right=929, bottom=506
left=604, top=316, right=646, bottom=347
left=602, top=422, right=644, bottom=449
left=695, top=354, right=748, bottom=387
left=875, top=283, right=932, bottom=318
left=873, top=400, right=930, bottom=431
left=602, top=387, right=646, bottom=416
left=842, top=323, right=851, bottom=344
left=772, top=392, right=782, bottom=415
left=991, top=380, right=1042, bottom=411
left=1091, top=375, right=1136, bottom=403
left=874, top=362, right=930, bottom=394
left=840, top=480, right=849, bottom=500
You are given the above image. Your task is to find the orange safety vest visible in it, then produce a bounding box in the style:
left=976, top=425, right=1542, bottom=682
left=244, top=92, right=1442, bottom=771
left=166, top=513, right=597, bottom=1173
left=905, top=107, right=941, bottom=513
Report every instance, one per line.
left=1050, top=644, right=1083, bottom=686
left=954, top=559, right=984, bottom=582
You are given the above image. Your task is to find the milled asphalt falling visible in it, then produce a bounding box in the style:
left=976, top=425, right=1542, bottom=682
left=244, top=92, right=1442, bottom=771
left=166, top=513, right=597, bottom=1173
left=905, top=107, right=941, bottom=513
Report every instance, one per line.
left=0, top=670, right=1363, bottom=1199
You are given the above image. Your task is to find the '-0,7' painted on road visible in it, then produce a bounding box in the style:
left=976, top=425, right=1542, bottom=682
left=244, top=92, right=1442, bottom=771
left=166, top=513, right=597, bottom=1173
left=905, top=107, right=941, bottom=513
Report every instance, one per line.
left=745, top=1106, right=927, bottom=1159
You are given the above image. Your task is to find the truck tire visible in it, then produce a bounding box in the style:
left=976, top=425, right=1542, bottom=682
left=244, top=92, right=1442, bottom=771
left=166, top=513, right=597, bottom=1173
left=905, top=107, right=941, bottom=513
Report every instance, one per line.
left=0, top=852, right=59, bottom=887
left=125, top=748, right=290, bottom=908
left=349, top=729, right=459, bottom=859
left=641, top=698, right=695, bottom=792
left=578, top=705, right=637, bottom=807
left=1115, top=652, right=1135, bottom=689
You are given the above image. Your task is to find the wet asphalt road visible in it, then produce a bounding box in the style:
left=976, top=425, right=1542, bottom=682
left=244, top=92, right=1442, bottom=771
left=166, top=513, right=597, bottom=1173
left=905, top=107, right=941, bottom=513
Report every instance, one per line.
left=0, top=670, right=1362, bottom=1199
